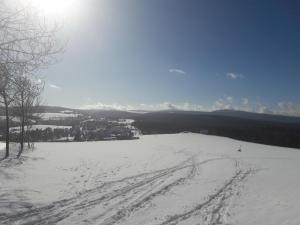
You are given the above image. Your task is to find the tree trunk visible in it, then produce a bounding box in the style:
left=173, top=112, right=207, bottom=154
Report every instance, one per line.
left=27, top=132, right=30, bottom=149
left=17, top=116, right=25, bottom=158
left=4, top=95, right=9, bottom=159
left=27, top=124, right=31, bottom=149
left=17, top=93, right=25, bottom=158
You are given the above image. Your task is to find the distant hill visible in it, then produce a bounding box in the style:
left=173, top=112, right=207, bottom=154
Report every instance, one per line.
left=131, top=110, right=300, bottom=149
left=210, top=109, right=300, bottom=124
left=3, top=106, right=300, bottom=124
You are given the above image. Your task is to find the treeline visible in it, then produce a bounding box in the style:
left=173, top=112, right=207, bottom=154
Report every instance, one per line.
left=0, top=2, right=63, bottom=158
left=133, top=112, right=300, bottom=149
left=7, top=128, right=72, bottom=143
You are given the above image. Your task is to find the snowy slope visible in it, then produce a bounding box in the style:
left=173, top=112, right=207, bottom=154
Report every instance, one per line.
left=0, top=133, right=300, bottom=225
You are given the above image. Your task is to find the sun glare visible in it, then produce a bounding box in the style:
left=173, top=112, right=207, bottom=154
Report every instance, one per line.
left=26, top=0, right=80, bottom=19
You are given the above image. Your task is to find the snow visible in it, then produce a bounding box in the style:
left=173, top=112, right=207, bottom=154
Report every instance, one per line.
left=0, top=133, right=300, bottom=225
left=60, top=110, right=74, bottom=113
left=35, top=112, right=81, bottom=120
left=0, top=142, right=5, bottom=152
left=118, top=119, right=135, bottom=124
left=9, top=125, right=72, bottom=133
left=0, top=116, right=21, bottom=123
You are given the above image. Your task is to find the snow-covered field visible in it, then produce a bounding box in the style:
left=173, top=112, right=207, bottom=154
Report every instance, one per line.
left=1, top=133, right=300, bottom=225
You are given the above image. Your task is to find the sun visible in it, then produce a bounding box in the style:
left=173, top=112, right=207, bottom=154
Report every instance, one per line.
left=25, top=0, right=80, bottom=19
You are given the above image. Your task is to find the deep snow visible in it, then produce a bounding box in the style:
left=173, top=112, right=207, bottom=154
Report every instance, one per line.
left=0, top=133, right=300, bottom=225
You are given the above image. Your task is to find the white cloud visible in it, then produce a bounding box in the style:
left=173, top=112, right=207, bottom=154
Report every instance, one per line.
left=226, top=96, right=234, bottom=103
left=277, top=102, right=300, bottom=116
left=213, top=98, right=234, bottom=110
left=79, top=102, right=204, bottom=112
left=257, top=104, right=274, bottom=114
left=79, top=102, right=133, bottom=111
left=78, top=99, right=300, bottom=117
left=212, top=97, right=274, bottom=115
left=242, top=98, right=249, bottom=105
left=226, top=72, right=244, bottom=80
left=139, top=102, right=204, bottom=111
left=49, top=83, right=61, bottom=89
left=169, top=68, right=187, bottom=75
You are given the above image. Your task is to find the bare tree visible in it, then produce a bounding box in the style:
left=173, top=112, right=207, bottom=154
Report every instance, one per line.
left=0, top=1, right=64, bottom=69
left=12, top=74, right=44, bottom=157
left=0, top=1, right=64, bottom=158
left=25, top=90, right=43, bottom=150
left=25, top=78, right=43, bottom=150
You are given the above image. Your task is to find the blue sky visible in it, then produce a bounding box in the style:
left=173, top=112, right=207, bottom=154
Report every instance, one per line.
left=43, top=0, right=300, bottom=115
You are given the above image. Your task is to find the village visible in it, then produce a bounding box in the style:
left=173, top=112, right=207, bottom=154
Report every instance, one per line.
left=0, top=114, right=140, bottom=143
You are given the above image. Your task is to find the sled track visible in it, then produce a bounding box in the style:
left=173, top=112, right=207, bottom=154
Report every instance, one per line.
left=0, top=156, right=253, bottom=225
left=159, top=168, right=254, bottom=225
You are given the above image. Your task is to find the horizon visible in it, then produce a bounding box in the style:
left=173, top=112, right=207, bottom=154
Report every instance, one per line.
left=35, top=104, right=300, bottom=118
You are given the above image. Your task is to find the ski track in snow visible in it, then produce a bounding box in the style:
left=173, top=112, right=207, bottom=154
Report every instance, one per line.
left=159, top=169, right=255, bottom=225
left=0, top=154, right=255, bottom=225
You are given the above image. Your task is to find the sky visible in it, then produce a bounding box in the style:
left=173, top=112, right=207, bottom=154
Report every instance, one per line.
left=41, top=0, right=300, bottom=115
